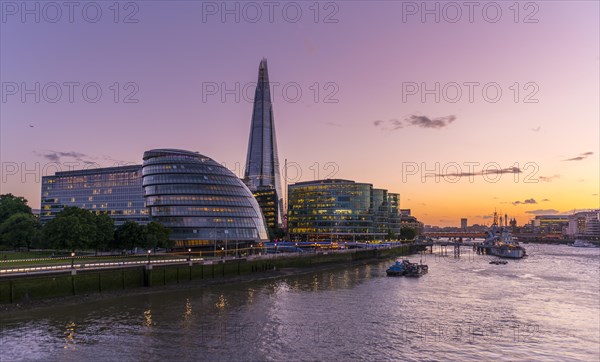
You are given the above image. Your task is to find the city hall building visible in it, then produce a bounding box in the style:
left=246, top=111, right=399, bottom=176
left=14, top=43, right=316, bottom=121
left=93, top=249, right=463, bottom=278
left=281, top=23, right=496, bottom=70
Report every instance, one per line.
left=142, top=149, right=268, bottom=248
left=41, top=149, right=269, bottom=249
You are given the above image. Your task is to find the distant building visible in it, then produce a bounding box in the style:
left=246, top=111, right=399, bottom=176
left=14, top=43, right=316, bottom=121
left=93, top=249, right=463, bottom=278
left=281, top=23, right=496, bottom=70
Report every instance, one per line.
left=287, top=179, right=409, bottom=241
left=400, top=214, right=424, bottom=235
left=40, top=165, right=148, bottom=225
left=461, top=218, right=467, bottom=231
left=533, top=215, right=569, bottom=234
left=567, top=210, right=600, bottom=238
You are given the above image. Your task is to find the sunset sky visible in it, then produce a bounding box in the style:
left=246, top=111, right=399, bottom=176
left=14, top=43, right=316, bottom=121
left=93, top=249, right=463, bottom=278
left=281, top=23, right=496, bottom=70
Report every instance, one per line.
left=1, top=1, right=598, bottom=227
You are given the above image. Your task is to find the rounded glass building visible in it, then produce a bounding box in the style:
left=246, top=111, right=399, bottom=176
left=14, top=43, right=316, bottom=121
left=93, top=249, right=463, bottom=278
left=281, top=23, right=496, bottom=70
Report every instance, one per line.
left=142, top=149, right=268, bottom=250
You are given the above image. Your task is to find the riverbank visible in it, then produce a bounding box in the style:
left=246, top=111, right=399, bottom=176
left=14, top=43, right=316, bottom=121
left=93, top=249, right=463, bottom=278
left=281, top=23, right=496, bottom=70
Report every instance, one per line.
left=0, top=244, right=419, bottom=310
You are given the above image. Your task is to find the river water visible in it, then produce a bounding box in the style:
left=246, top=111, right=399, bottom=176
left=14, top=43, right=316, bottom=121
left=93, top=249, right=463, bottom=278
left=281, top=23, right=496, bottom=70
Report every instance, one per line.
left=1, top=244, right=599, bottom=361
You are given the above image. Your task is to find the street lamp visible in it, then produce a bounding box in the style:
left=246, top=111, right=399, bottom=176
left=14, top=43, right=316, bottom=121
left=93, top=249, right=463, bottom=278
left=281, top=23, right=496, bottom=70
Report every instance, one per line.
left=147, top=249, right=151, bottom=264
left=221, top=247, right=224, bottom=259
left=250, top=244, right=253, bottom=256
left=188, top=248, right=191, bottom=261
left=70, top=252, right=75, bottom=268
left=224, top=229, right=229, bottom=259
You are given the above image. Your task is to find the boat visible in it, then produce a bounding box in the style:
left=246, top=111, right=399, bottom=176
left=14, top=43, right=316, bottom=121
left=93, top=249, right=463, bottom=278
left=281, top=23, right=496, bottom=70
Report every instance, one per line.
left=405, top=263, right=428, bottom=277
left=489, top=260, right=508, bottom=265
left=569, top=240, right=597, bottom=248
left=386, top=259, right=428, bottom=277
left=482, top=212, right=527, bottom=259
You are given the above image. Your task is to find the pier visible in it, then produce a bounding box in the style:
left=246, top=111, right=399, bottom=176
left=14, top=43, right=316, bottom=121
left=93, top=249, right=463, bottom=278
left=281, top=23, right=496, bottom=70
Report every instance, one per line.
left=412, top=239, right=493, bottom=257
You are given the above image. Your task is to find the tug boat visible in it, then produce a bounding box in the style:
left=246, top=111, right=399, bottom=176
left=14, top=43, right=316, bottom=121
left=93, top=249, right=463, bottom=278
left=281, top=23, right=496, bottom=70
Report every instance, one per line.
left=386, top=260, right=428, bottom=277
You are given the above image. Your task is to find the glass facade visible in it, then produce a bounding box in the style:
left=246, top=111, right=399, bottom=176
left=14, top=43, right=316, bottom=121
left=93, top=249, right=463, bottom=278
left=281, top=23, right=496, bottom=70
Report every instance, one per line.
left=372, top=189, right=389, bottom=235
left=287, top=179, right=375, bottom=241
left=387, top=193, right=402, bottom=234
left=243, top=58, right=284, bottom=227
left=142, top=149, right=269, bottom=248
left=287, top=179, right=404, bottom=241
left=252, top=187, right=279, bottom=231
left=40, top=165, right=148, bottom=225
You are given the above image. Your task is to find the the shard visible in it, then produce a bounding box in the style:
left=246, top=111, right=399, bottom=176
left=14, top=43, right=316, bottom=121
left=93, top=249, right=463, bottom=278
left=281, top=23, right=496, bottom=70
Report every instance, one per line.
left=244, top=58, right=284, bottom=230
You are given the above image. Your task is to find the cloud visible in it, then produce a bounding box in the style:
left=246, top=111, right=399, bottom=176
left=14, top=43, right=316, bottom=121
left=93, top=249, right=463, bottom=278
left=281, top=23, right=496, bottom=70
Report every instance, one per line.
left=405, top=114, right=456, bottom=129
left=525, top=209, right=559, bottom=215
left=539, top=174, right=560, bottom=182
left=323, top=121, right=343, bottom=127
left=531, top=126, right=541, bottom=132
left=512, top=198, right=537, bottom=206
left=34, top=150, right=132, bottom=167
left=373, top=114, right=456, bottom=131
left=481, top=215, right=494, bottom=219
left=390, top=119, right=403, bottom=130
left=34, top=150, right=89, bottom=163
left=593, top=194, right=598, bottom=196
left=542, top=198, right=550, bottom=202
left=563, top=152, right=593, bottom=161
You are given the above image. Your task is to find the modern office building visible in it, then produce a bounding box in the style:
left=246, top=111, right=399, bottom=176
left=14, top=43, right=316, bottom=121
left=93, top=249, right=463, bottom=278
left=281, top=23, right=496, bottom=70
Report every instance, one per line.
left=567, top=209, right=600, bottom=238
left=287, top=179, right=406, bottom=241
left=251, top=188, right=278, bottom=232
left=243, top=58, right=284, bottom=230
left=40, top=165, right=148, bottom=225
left=400, top=214, right=424, bottom=235
left=532, top=215, right=569, bottom=234
left=372, top=188, right=389, bottom=235
left=142, top=149, right=269, bottom=249
left=387, top=193, right=401, bottom=235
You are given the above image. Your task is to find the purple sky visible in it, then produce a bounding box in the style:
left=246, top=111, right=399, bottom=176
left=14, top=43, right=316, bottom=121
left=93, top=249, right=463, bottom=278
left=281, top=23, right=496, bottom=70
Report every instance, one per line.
left=1, top=1, right=598, bottom=226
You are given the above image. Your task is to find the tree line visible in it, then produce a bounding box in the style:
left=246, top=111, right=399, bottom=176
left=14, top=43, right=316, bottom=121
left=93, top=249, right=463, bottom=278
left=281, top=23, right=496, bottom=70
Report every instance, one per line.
left=0, top=194, right=172, bottom=252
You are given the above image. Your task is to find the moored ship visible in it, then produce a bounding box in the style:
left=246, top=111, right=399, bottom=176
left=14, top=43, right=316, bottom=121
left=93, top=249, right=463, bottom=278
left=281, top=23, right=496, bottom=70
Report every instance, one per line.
left=569, top=240, right=597, bottom=248
left=483, top=212, right=526, bottom=259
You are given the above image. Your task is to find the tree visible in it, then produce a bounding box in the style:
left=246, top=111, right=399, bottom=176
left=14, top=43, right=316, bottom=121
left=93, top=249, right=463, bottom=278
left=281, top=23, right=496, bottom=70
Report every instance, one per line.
left=93, top=214, right=115, bottom=255
left=144, top=222, right=171, bottom=250
left=42, top=207, right=97, bottom=251
left=386, top=229, right=398, bottom=241
left=399, top=227, right=417, bottom=241
left=114, top=221, right=146, bottom=251
left=0, top=194, right=33, bottom=225
left=267, top=226, right=276, bottom=241
left=0, top=212, right=39, bottom=250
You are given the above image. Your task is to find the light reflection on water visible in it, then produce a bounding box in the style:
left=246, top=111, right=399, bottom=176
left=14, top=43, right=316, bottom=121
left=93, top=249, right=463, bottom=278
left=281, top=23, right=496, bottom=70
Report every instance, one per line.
left=1, top=244, right=598, bottom=361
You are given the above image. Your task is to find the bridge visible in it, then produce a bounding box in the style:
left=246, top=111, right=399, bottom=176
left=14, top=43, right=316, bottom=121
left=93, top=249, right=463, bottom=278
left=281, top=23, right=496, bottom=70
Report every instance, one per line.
left=423, top=232, right=486, bottom=238
left=412, top=239, right=490, bottom=257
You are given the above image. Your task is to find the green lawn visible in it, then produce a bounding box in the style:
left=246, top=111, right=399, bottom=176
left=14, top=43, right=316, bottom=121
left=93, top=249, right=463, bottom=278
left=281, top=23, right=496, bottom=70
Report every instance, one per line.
left=0, top=251, right=55, bottom=260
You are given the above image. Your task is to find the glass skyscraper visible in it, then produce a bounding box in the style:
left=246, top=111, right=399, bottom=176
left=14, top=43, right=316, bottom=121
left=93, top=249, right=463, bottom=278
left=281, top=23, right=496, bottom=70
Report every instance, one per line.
left=142, top=149, right=269, bottom=249
left=244, top=58, right=284, bottom=230
left=40, top=165, right=148, bottom=225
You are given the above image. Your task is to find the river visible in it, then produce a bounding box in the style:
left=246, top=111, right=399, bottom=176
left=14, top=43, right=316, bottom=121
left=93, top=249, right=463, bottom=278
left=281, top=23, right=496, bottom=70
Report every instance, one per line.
left=1, top=244, right=599, bottom=361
